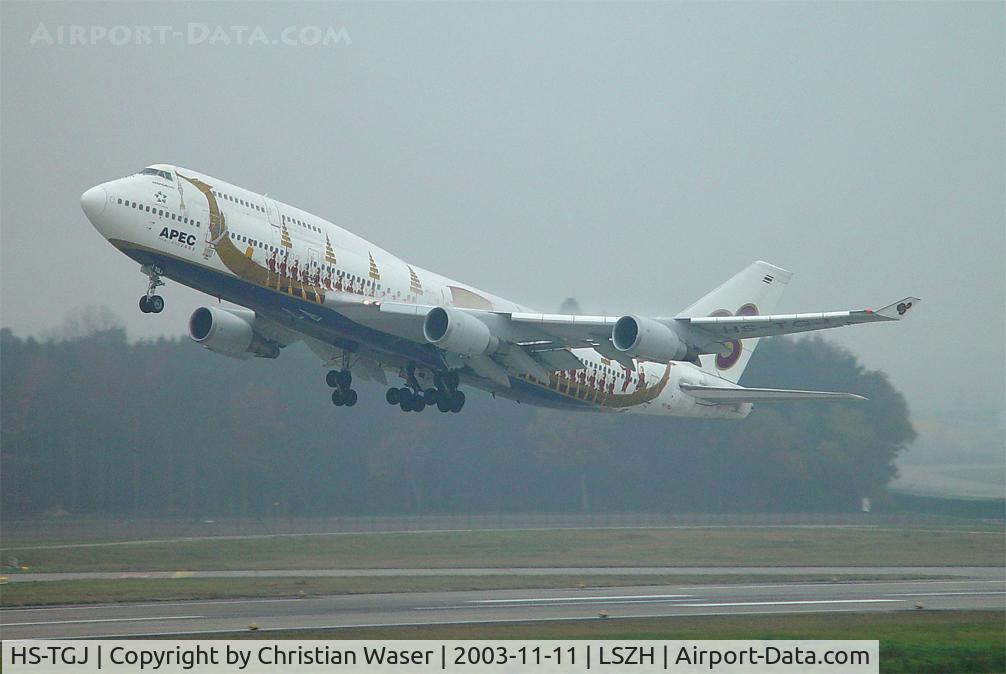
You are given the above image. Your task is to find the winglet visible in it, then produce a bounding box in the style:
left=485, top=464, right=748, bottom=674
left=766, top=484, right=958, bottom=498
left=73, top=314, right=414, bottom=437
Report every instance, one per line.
left=875, top=297, right=921, bottom=320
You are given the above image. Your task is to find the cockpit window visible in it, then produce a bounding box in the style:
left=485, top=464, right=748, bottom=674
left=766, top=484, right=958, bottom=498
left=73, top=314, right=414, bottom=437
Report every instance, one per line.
left=139, top=167, right=173, bottom=181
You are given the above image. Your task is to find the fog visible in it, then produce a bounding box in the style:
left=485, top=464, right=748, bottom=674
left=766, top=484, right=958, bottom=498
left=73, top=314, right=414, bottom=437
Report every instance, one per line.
left=1, top=2, right=1003, bottom=492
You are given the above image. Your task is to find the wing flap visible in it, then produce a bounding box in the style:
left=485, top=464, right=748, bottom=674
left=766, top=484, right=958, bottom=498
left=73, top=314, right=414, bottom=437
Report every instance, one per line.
left=681, top=384, right=867, bottom=403
left=534, top=348, right=586, bottom=372
left=509, top=312, right=617, bottom=346
left=497, top=345, right=553, bottom=382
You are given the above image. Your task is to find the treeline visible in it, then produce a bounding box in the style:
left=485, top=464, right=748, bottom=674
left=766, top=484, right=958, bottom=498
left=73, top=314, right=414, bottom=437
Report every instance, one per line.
left=0, top=325, right=914, bottom=518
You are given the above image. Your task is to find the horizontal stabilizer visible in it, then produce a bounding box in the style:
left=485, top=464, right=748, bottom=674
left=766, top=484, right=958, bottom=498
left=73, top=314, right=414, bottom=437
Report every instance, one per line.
left=681, top=384, right=867, bottom=403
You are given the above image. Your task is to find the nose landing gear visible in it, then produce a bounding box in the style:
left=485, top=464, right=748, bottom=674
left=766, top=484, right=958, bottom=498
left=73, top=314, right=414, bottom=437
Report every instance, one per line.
left=327, top=369, right=358, bottom=407
left=138, top=265, right=166, bottom=314
left=138, top=294, right=164, bottom=314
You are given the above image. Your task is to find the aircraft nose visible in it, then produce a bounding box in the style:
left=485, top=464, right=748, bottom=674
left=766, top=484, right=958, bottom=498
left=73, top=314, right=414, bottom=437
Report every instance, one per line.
left=80, top=184, right=107, bottom=221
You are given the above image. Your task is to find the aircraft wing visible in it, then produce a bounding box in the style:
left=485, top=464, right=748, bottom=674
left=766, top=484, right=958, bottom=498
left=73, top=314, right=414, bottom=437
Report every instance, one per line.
left=456, top=297, right=919, bottom=367
left=680, top=384, right=867, bottom=402
left=680, top=297, right=920, bottom=344
left=482, top=297, right=920, bottom=361
left=332, top=294, right=919, bottom=383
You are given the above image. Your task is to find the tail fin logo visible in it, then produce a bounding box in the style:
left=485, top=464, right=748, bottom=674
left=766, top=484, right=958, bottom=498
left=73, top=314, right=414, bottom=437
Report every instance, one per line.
left=712, top=303, right=758, bottom=369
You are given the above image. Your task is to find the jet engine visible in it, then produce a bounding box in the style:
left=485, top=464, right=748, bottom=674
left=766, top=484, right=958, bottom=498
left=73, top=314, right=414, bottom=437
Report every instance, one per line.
left=423, top=306, right=499, bottom=355
left=188, top=306, right=280, bottom=359
left=612, top=315, right=687, bottom=362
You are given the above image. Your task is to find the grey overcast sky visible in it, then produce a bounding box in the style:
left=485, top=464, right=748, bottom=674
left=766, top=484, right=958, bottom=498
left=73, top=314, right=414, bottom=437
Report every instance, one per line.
left=2, top=2, right=1003, bottom=473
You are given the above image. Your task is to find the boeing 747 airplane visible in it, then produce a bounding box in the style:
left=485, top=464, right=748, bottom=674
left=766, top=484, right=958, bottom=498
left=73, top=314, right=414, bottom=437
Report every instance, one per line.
left=80, top=165, right=918, bottom=417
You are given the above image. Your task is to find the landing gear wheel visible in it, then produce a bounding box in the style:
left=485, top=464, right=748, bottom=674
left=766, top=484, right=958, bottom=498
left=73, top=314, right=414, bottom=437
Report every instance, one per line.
left=449, top=390, right=465, bottom=413
left=412, top=397, right=426, bottom=412
left=386, top=388, right=400, bottom=405
left=331, top=390, right=345, bottom=406
left=140, top=264, right=166, bottom=314
left=326, top=370, right=352, bottom=389
left=399, top=395, right=414, bottom=412
left=423, top=388, right=437, bottom=405
left=437, top=398, right=451, bottom=413
left=342, top=389, right=358, bottom=407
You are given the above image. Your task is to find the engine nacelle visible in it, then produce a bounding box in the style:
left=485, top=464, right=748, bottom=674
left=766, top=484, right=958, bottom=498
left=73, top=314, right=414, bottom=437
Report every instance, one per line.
left=189, top=306, right=279, bottom=360
left=612, top=315, right=687, bottom=362
left=423, top=306, right=499, bottom=355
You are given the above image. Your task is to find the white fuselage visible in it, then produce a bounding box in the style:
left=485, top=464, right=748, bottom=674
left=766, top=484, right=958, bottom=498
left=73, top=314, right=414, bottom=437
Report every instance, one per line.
left=81, top=164, right=751, bottom=418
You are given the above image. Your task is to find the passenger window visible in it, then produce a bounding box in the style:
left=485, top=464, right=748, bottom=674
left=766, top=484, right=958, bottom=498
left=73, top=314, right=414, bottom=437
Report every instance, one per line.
left=117, top=198, right=122, bottom=204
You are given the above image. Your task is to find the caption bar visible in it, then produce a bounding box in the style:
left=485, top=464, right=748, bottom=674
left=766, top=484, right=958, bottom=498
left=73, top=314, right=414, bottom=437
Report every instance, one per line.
left=4, top=640, right=878, bottom=673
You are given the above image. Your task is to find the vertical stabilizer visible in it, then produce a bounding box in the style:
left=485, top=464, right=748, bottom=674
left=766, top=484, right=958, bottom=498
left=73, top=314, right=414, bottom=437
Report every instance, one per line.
left=677, top=261, right=792, bottom=383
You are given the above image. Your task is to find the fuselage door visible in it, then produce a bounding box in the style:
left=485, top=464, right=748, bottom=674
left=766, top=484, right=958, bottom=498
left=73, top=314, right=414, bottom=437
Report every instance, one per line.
left=263, top=197, right=282, bottom=227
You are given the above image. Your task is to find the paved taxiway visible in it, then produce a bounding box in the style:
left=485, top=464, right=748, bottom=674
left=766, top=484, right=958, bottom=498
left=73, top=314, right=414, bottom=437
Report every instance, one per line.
left=3, top=573, right=1003, bottom=639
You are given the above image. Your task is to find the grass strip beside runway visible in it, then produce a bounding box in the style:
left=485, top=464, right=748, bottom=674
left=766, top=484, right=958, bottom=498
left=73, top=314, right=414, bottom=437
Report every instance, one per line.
left=228, top=610, right=1006, bottom=674
left=3, top=527, right=1003, bottom=572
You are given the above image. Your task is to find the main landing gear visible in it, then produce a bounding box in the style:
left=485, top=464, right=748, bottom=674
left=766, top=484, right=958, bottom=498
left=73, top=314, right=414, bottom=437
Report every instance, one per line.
left=138, top=264, right=165, bottom=314
left=327, top=369, right=358, bottom=407
left=385, top=370, right=465, bottom=413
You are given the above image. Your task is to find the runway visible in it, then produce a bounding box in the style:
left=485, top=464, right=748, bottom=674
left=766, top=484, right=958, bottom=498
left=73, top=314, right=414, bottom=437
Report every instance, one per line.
left=3, top=572, right=1003, bottom=639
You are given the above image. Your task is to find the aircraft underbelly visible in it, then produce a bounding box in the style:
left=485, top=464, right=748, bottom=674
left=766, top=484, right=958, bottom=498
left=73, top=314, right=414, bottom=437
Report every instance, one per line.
left=116, top=245, right=639, bottom=413
left=117, top=246, right=439, bottom=366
